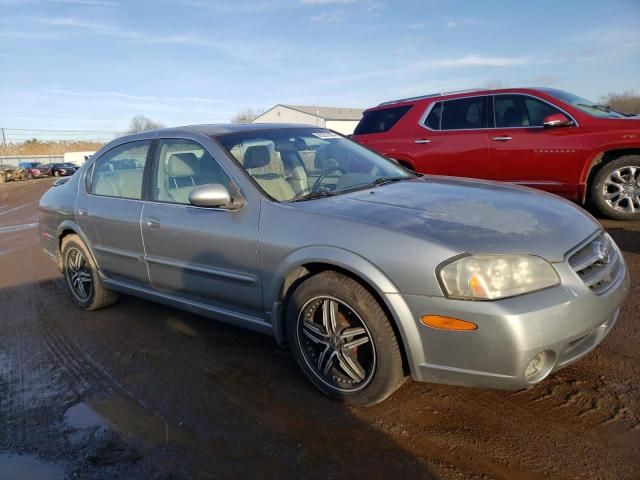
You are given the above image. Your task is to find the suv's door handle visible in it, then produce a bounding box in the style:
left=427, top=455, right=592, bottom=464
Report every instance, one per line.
left=78, top=208, right=88, bottom=216
left=144, top=217, right=162, bottom=229
left=492, top=136, right=513, bottom=141
left=414, top=139, right=431, bottom=144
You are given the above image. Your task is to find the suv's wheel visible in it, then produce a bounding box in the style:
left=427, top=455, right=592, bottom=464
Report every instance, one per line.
left=591, top=155, right=640, bottom=220
left=285, top=271, right=406, bottom=406
left=61, top=235, right=118, bottom=310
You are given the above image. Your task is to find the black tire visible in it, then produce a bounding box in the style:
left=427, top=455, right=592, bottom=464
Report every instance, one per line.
left=61, top=234, right=118, bottom=311
left=591, top=155, right=640, bottom=221
left=285, top=271, right=406, bottom=406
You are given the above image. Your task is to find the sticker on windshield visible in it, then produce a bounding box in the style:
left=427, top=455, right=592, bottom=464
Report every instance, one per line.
left=312, top=132, right=341, bottom=140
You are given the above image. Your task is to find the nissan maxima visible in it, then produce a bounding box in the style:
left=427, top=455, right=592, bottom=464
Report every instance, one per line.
left=38, top=124, right=629, bottom=405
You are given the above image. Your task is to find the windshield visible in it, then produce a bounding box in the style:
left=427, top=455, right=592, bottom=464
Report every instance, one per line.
left=540, top=88, right=627, bottom=119
left=216, top=128, right=414, bottom=202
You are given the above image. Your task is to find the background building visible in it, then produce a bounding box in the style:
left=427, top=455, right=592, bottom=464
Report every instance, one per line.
left=252, top=105, right=364, bottom=135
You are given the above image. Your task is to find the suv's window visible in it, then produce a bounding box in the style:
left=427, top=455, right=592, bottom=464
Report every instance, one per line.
left=90, top=141, right=149, bottom=199
left=153, top=139, right=231, bottom=205
left=354, top=105, right=412, bottom=135
left=440, top=96, right=488, bottom=130
left=494, top=94, right=563, bottom=128
left=424, top=102, right=443, bottom=130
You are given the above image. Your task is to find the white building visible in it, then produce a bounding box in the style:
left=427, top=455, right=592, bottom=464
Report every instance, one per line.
left=252, top=104, right=364, bottom=135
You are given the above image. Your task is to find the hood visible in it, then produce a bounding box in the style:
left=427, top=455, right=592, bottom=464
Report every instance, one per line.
left=295, top=176, right=601, bottom=262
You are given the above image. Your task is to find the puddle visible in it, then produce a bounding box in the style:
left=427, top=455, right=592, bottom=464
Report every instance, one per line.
left=0, top=453, right=64, bottom=480
left=64, top=402, right=108, bottom=430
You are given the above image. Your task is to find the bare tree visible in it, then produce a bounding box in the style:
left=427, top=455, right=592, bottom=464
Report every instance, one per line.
left=231, top=107, right=266, bottom=124
left=482, top=78, right=507, bottom=90
left=127, top=115, right=165, bottom=133
left=599, top=90, right=640, bottom=115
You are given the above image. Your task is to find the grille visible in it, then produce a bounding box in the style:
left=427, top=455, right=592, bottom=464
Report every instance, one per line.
left=569, top=233, right=624, bottom=295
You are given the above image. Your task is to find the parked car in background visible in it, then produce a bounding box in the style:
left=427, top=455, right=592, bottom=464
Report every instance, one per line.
left=352, top=87, right=640, bottom=220
left=50, top=162, right=79, bottom=177
left=63, top=151, right=95, bottom=167
left=39, top=124, right=629, bottom=405
left=18, top=162, right=52, bottom=179
left=0, top=164, right=22, bottom=183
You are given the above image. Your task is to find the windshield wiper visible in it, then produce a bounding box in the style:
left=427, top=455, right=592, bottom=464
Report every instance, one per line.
left=369, top=176, right=410, bottom=187
left=291, top=190, right=338, bottom=202
left=577, top=103, right=613, bottom=113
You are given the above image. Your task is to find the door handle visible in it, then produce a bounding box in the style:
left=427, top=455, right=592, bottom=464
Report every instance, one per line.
left=492, top=136, right=513, bottom=141
left=413, top=139, right=431, bottom=144
left=144, top=217, right=162, bottom=229
left=78, top=208, right=88, bottom=217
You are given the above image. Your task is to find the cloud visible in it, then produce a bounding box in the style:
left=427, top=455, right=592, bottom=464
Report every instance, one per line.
left=310, top=10, right=348, bottom=22
left=411, top=55, right=529, bottom=68
left=301, top=0, right=357, bottom=4
left=445, top=18, right=478, bottom=29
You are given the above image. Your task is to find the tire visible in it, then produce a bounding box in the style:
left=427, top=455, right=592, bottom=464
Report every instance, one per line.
left=61, top=235, right=118, bottom=311
left=285, top=271, right=406, bottom=406
left=591, top=155, right=640, bottom=221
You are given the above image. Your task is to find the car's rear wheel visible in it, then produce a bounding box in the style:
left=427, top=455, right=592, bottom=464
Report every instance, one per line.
left=591, top=155, right=640, bottom=221
left=61, top=235, right=118, bottom=310
left=285, top=271, right=406, bottom=406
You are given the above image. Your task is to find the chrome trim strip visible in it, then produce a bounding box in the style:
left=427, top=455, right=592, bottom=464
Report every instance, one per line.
left=93, top=245, right=143, bottom=261
left=417, top=93, right=580, bottom=133
left=144, top=255, right=256, bottom=284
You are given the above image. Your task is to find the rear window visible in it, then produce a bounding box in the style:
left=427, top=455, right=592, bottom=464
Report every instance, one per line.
left=354, top=105, right=412, bottom=135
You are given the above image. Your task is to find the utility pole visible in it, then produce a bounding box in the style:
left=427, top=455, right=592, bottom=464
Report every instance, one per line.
left=0, top=128, right=6, bottom=146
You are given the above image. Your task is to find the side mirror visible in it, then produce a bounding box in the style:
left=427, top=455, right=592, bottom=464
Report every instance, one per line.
left=188, top=184, right=232, bottom=208
left=543, top=113, right=573, bottom=128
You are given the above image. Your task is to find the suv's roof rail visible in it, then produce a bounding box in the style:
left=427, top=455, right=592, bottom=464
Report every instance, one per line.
left=377, top=88, right=483, bottom=107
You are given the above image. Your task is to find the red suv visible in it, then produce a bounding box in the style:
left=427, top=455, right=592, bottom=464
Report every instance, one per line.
left=352, top=88, right=640, bottom=220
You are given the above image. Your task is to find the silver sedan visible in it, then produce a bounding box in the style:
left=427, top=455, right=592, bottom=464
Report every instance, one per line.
left=39, top=124, right=630, bottom=405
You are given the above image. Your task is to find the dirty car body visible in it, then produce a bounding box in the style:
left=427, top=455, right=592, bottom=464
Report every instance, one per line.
left=38, top=124, right=630, bottom=404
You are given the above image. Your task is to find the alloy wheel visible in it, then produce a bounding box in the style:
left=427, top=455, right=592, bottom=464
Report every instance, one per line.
left=65, top=247, right=93, bottom=302
left=603, top=166, right=640, bottom=213
left=297, top=296, right=376, bottom=392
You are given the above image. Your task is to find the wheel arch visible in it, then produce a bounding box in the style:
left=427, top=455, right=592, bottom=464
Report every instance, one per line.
left=56, top=221, right=98, bottom=272
left=269, top=247, right=417, bottom=375
left=580, top=147, right=640, bottom=203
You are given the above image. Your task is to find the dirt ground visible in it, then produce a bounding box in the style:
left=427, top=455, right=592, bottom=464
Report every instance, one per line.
left=0, top=179, right=638, bottom=480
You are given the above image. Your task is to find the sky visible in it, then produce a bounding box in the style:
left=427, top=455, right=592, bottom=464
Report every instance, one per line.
left=0, top=0, right=639, bottom=137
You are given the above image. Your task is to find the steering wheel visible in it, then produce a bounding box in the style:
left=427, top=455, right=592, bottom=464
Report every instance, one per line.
left=312, top=166, right=346, bottom=192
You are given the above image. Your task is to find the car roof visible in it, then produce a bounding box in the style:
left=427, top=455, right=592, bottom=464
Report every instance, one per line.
left=369, top=87, right=552, bottom=111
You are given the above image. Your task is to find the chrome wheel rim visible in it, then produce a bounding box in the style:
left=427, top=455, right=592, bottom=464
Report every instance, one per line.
left=296, top=296, right=376, bottom=393
left=65, top=247, right=93, bottom=302
left=603, top=165, right=640, bottom=213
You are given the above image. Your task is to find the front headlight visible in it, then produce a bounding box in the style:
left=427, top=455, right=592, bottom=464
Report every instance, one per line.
left=438, top=255, right=560, bottom=300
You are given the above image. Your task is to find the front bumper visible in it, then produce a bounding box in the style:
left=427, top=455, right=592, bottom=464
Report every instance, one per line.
left=386, top=257, right=630, bottom=390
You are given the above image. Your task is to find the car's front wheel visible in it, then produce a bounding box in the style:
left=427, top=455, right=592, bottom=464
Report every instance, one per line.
left=285, top=271, right=406, bottom=406
left=61, top=234, right=118, bottom=310
left=591, top=155, right=640, bottom=220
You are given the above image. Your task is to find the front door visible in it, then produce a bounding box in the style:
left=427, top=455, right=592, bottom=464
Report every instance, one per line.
left=411, top=96, right=490, bottom=178
left=76, top=140, right=151, bottom=286
left=141, top=138, right=263, bottom=317
left=488, top=94, right=584, bottom=198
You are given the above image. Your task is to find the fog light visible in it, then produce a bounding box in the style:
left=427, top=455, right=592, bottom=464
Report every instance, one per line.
left=524, top=350, right=554, bottom=383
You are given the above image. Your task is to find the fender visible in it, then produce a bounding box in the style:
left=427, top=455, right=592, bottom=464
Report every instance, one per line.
left=56, top=219, right=100, bottom=272
left=578, top=142, right=640, bottom=203
left=267, top=246, right=423, bottom=375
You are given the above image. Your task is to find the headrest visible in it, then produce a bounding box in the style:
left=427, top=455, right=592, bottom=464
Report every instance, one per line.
left=243, top=145, right=270, bottom=169
left=168, top=153, right=199, bottom=177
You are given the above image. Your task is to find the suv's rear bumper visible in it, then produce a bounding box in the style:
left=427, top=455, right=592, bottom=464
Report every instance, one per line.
left=386, top=261, right=629, bottom=390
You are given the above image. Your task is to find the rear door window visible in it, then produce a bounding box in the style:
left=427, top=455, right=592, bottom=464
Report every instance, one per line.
left=424, top=102, right=443, bottom=130
left=90, top=141, right=150, bottom=200
left=354, top=105, right=412, bottom=135
left=440, top=96, right=488, bottom=130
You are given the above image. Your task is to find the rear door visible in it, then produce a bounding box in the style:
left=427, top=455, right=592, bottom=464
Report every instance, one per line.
left=411, top=96, right=490, bottom=178
left=488, top=94, right=584, bottom=198
left=141, top=137, right=263, bottom=317
left=76, top=140, right=151, bottom=286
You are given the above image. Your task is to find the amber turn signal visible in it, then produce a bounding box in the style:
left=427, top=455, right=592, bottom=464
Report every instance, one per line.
left=420, top=315, right=477, bottom=331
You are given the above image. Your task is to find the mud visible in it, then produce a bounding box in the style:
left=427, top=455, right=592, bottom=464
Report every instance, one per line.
left=0, top=179, right=638, bottom=479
